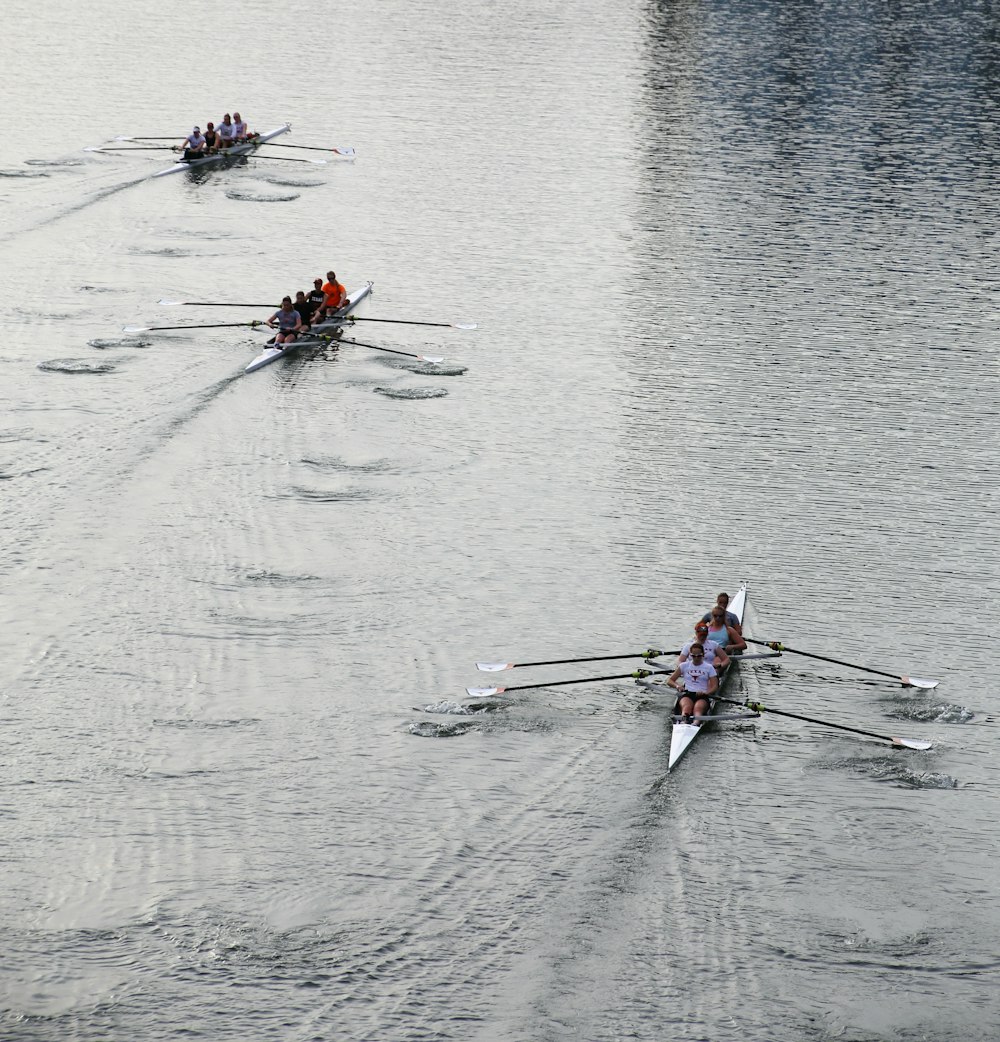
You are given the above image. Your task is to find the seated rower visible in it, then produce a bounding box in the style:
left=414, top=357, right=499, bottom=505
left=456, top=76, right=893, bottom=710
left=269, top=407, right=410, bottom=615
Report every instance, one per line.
left=178, top=126, right=206, bottom=157
left=216, top=114, right=238, bottom=149
left=705, top=604, right=747, bottom=655
left=667, top=643, right=718, bottom=721
left=267, top=296, right=302, bottom=348
left=314, top=270, right=348, bottom=324
left=232, top=112, right=249, bottom=142
left=293, top=290, right=317, bottom=332
left=203, top=122, right=219, bottom=152
left=679, top=621, right=729, bottom=671
left=308, top=277, right=326, bottom=316
left=702, top=591, right=743, bottom=635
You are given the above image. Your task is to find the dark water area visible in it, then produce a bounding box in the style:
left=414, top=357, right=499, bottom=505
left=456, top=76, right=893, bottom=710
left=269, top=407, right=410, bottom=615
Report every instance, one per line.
left=1, top=1, right=998, bottom=1040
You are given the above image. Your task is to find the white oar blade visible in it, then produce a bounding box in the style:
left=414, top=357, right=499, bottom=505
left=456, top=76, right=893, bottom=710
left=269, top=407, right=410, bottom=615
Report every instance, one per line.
left=476, top=662, right=513, bottom=672
left=466, top=686, right=505, bottom=697
left=332, top=147, right=356, bottom=157
left=902, top=676, right=939, bottom=689
left=83, top=146, right=107, bottom=153
left=892, top=737, right=933, bottom=751
left=455, top=322, right=478, bottom=330
left=307, top=158, right=328, bottom=165
left=419, top=355, right=445, bottom=363
left=122, top=325, right=151, bottom=333
left=158, top=299, right=185, bottom=306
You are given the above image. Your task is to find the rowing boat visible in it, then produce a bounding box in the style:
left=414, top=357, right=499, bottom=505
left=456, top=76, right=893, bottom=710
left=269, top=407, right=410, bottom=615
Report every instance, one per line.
left=152, top=123, right=291, bottom=178
left=667, top=582, right=749, bottom=770
left=244, top=281, right=374, bottom=374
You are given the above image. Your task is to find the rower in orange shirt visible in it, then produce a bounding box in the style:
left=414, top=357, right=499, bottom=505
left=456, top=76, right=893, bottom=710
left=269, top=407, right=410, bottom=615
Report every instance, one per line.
left=315, top=271, right=347, bottom=323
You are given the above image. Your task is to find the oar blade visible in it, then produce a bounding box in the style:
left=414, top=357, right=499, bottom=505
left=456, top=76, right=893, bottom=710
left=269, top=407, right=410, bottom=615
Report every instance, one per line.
left=419, top=354, right=445, bottom=363
left=122, top=325, right=151, bottom=333
left=892, top=737, right=933, bottom=751
left=158, top=299, right=185, bottom=306
left=454, top=322, right=478, bottom=330
left=333, top=147, right=356, bottom=157
left=466, top=686, right=505, bottom=697
left=902, top=676, right=939, bottom=689
left=476, top=662, right=513, bottom=672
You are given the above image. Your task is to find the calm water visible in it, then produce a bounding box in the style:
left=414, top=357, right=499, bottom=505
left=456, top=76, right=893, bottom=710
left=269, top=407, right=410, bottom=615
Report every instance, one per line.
left=1, top=1, right=999, bottom=1040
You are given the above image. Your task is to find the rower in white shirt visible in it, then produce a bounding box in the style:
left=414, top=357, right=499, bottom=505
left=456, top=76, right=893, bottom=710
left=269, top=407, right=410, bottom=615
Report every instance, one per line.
left=678, top=621, right=730, bottom=671
left=216, top=113, right=238, bottom=148
left=232, top=112, right=249, bottom=141
left=667, top=644, right=718, bottom=720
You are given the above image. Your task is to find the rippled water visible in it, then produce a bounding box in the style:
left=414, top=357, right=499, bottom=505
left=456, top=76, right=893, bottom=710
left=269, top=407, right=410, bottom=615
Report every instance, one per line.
left=1, top=0, right=999, bottom=1040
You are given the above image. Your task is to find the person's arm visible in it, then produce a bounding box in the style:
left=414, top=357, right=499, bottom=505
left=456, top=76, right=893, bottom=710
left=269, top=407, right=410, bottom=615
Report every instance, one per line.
left=667, top=666, right=684, bottom=690
left=714, top=646, right=730, bottom=670
left=726, top=626, right=747, bottom=652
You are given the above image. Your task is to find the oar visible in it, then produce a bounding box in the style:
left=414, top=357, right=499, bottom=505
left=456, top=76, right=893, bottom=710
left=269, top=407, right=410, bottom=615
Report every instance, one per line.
left=85, top=145, right=177, bottom=152
left=260, top=143, right=355, bottom=156
left=156, top=299, right=476, bottom=329
left=467, top=668, right=665, bottom=698
left=346, top=316, right=478, bottom=330
left=336, top=336, right=444, bottom=363
left=477, top=648, right=675, bottom=672
left=122, top=320, right=265, bottom=333
left=114, top=135, right=178, bottom=141
left=716, top=696, right=932, bottom=751
left=745, top=638, right=938, bottom=689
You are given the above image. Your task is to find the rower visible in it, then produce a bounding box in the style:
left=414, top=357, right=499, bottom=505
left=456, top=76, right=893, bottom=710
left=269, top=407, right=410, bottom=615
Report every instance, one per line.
left=178, top=126, right=206, bottom=157
left=217, top=114, right=238, bottom=148
left=705, top=604, right=747, bottom=655
left=267, top=296, right=302, bottom=348
left=203, top=122, right=219, bottom=151
left=315, top=271, right=348, bottom=323
left=679, top=621, right=729, bottom=671
left=293, top=290, right=317, bottom=332
left=308, top=277, right=326, bottom=316
left=232, top=112, right=249, bottom=141
left=667, top=643, right=718, bottom=720
left=702, top=592, right=743, bottom=635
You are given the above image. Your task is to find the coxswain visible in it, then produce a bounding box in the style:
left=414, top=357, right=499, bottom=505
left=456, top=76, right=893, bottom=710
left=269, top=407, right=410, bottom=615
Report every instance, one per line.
left=178, top=127, right=206, bottom=157
left=203, top=122, right=219, bottom=151
left=232, top=112, right=249, bottom=141
left=217, top=114, right=238, bottom=148
left=293, top=290, right=317, bottom=332
left=667, top=643, right=718, bottom=721
left=267, top=296, right=303, bottom=348
left=679, top=621, right=729, bottom=671
left=701, top=592, right=743, bottom=635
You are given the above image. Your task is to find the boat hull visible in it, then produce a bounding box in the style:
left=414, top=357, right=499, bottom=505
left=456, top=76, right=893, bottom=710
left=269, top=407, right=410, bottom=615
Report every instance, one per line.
left=667, top=583, right=749, bottom=769
left=152, top=123, right=291, bottom=178
left=244, top=281, right=374, bottom=374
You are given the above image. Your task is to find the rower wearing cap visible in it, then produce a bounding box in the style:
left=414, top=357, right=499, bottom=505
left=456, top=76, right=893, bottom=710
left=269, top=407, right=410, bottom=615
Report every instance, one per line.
left=667, top=643, right=718, bottom=721
left=217, top=113, right=238, bottom=148
left=178, top=127, right=206, bottom=156
left=679, top=620, right=729, bottom=671
left=308, top=277, right=327, bottom=315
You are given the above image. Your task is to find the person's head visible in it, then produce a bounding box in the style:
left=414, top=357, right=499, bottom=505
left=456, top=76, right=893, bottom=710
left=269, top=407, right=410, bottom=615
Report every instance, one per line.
left=223, top=113, right=232, bottom=122
left=326, top=271, right=336, bottom=281
left=295, top=290, right=306, bottom=301
left=233, top=112, right=241, bottom=121
left=689, top=642, right=705, bottom=660
left=207, top=122, right=215, bottom=130
left=710, top=607, right=727, bottom=625
left=281, top=296, right=292, bottom=308
left=314, top=277, right=323, bottom=288
left=192, top=126, right=201, bottom=134
left=694, top=622, right=710, bottom=640
left=716, top=592, right=730, bottom=608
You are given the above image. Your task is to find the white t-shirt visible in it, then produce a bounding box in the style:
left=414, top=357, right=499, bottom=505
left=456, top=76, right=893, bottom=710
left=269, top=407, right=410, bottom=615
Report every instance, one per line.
left=678, top=659, right=718, bottom=694
left=680, top=638, right=722, bottom=661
